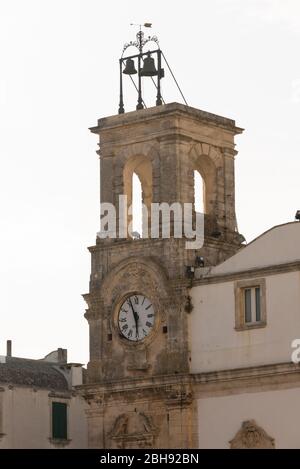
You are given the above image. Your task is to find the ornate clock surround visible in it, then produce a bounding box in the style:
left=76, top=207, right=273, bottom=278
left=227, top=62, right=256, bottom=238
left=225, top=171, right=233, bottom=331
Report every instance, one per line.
left=85, top=254, right=190, bottom=381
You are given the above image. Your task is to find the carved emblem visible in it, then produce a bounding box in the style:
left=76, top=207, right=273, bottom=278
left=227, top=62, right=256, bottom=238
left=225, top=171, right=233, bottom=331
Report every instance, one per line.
left=110, top=263, right=160, bottom=305
left=109, top=412, right=157, bottom=449
left=230, top=420, right=275, bottom=449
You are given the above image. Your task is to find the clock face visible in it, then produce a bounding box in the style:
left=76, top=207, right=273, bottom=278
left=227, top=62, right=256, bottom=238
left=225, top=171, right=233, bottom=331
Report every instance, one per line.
left=118, top=294, right=155, bottom=342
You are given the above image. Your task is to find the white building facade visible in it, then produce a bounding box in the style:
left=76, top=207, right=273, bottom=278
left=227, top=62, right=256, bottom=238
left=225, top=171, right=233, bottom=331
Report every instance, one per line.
left=0, top=347, right=87, bottom=449
left=190, top=222, right=300, bottom=448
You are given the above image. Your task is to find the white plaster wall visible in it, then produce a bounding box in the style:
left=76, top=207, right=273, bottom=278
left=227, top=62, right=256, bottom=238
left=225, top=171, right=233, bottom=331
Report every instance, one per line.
left=189, top=271, right=300, bottom=372
left=197, top=387, right=300, bottom=449
left=0, top=386, right=87, bottom=449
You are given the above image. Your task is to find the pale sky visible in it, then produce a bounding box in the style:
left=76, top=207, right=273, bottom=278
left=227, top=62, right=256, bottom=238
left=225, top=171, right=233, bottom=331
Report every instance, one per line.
left=0, top=0, right=299, bottom=363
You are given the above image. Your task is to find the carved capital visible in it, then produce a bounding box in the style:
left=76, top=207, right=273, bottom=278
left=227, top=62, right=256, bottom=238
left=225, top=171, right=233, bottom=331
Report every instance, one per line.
left=222, top=147, right=238, bottom=158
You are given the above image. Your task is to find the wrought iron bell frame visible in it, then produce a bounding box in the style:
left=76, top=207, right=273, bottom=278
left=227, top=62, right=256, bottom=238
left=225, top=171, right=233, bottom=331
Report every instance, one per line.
left=118, top=29, right=163, bottom=114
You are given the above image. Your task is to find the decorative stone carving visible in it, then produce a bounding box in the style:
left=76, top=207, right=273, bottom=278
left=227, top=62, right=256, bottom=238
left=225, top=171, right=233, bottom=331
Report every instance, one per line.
left=105, top=259, right=169, bottom=308
left=83, top=294, right=104, bottom=321
left=110, top=267, right=155, bottom=304
left=165, top=384, right=193, bottom=409
left=230, top=420, right=275, bottom=449
left=109, top=412, right=157, bottom=449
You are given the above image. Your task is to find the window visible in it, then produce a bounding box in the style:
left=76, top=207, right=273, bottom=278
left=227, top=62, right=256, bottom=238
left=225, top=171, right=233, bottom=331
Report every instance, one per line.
left=52, top=402, right=67, bottom=440
left=244, top=286, right=261, bottom=323
left=235, top=278, right=266, bottom=330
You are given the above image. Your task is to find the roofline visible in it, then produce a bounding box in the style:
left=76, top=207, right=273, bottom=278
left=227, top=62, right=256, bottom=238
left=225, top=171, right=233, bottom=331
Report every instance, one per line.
left=245, top=221, right=299, bottom=248
left=210, top=221, right=300, bottom=269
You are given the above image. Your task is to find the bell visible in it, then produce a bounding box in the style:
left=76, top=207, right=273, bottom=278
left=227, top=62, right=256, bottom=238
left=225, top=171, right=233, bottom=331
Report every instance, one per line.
left=123, top=58, right=137, bottom=75
left=140, top=53, right=158, bottom=77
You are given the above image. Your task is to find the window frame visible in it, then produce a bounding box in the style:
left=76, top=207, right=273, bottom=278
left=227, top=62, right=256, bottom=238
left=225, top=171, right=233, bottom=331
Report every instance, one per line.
left=234, top=278, right=266, bottom=331
left=49, top=398, right=71, bottom=445
left=51, top=401, right=68, bottom=440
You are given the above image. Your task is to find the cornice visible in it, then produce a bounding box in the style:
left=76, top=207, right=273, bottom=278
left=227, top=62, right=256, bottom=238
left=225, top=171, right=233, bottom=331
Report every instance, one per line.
left=89, top=236, right=241, bottom=253
left=77, top=362, right=300, bottom=401
left=193, top=260, right=300, bottom=286
left=90, top=102, right=243, bottom=135
left=193, top=362, right=300, bottom=385
left=77, top=373, right=191, bottom=397
left=192, top=362, right=300, bottom=397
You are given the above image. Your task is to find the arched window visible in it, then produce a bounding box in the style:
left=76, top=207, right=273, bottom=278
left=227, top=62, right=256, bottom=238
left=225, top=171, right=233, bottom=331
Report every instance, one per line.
left=194, top=170, right=205, bottom=214
left=123, top=155, right=152, bottom=239
left=132, top=172, right=143, bottom=236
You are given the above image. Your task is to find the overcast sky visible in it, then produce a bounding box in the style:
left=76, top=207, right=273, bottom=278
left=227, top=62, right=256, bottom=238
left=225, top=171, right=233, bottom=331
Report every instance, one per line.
left=0, top=0, right=299, bottom=363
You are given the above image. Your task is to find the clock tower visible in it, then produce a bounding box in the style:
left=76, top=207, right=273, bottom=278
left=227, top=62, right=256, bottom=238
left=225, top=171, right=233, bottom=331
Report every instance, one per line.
left=82, top=101, right=243, bottom=448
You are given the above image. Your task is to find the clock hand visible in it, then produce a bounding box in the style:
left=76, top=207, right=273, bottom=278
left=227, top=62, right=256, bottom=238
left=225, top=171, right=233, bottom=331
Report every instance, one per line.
left=129, top=298, right=139, bottom=338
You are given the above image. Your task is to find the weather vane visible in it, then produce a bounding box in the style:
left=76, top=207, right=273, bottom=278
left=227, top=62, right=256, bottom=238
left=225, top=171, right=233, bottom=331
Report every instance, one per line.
left=124, top=23, right=159, bottom=54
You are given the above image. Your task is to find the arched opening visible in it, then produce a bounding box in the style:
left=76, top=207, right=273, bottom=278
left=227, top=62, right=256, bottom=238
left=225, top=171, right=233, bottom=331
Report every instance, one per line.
left=192, top=153, right=217, bottom=216
left=194, top=170, right=205, bottom=214
left=132, top=172, right=143, bottom=236
left=123, top=155, right=153, bottom=238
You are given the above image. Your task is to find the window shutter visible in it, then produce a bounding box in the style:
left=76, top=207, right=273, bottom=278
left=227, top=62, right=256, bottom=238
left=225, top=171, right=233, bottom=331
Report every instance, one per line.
left=52, top=402, right=67, bottom=440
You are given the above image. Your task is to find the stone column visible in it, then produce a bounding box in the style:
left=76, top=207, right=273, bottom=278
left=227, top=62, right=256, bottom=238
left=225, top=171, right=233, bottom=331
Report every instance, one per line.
left=223, top=148, right=238, bottom=233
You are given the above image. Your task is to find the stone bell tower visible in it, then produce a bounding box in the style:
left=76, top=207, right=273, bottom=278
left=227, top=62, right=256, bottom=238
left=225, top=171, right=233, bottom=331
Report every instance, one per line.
left=82, top=101, right=243, bottom=449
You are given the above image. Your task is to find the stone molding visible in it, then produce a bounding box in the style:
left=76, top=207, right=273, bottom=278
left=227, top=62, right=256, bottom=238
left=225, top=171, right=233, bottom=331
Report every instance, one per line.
left=192, top=362, right=300, bottom=397
left=193, top=260, right=300, bottom=286
left=79, top=362, right=300, bottom=401
left=90, top=103, right=242, bottom=134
